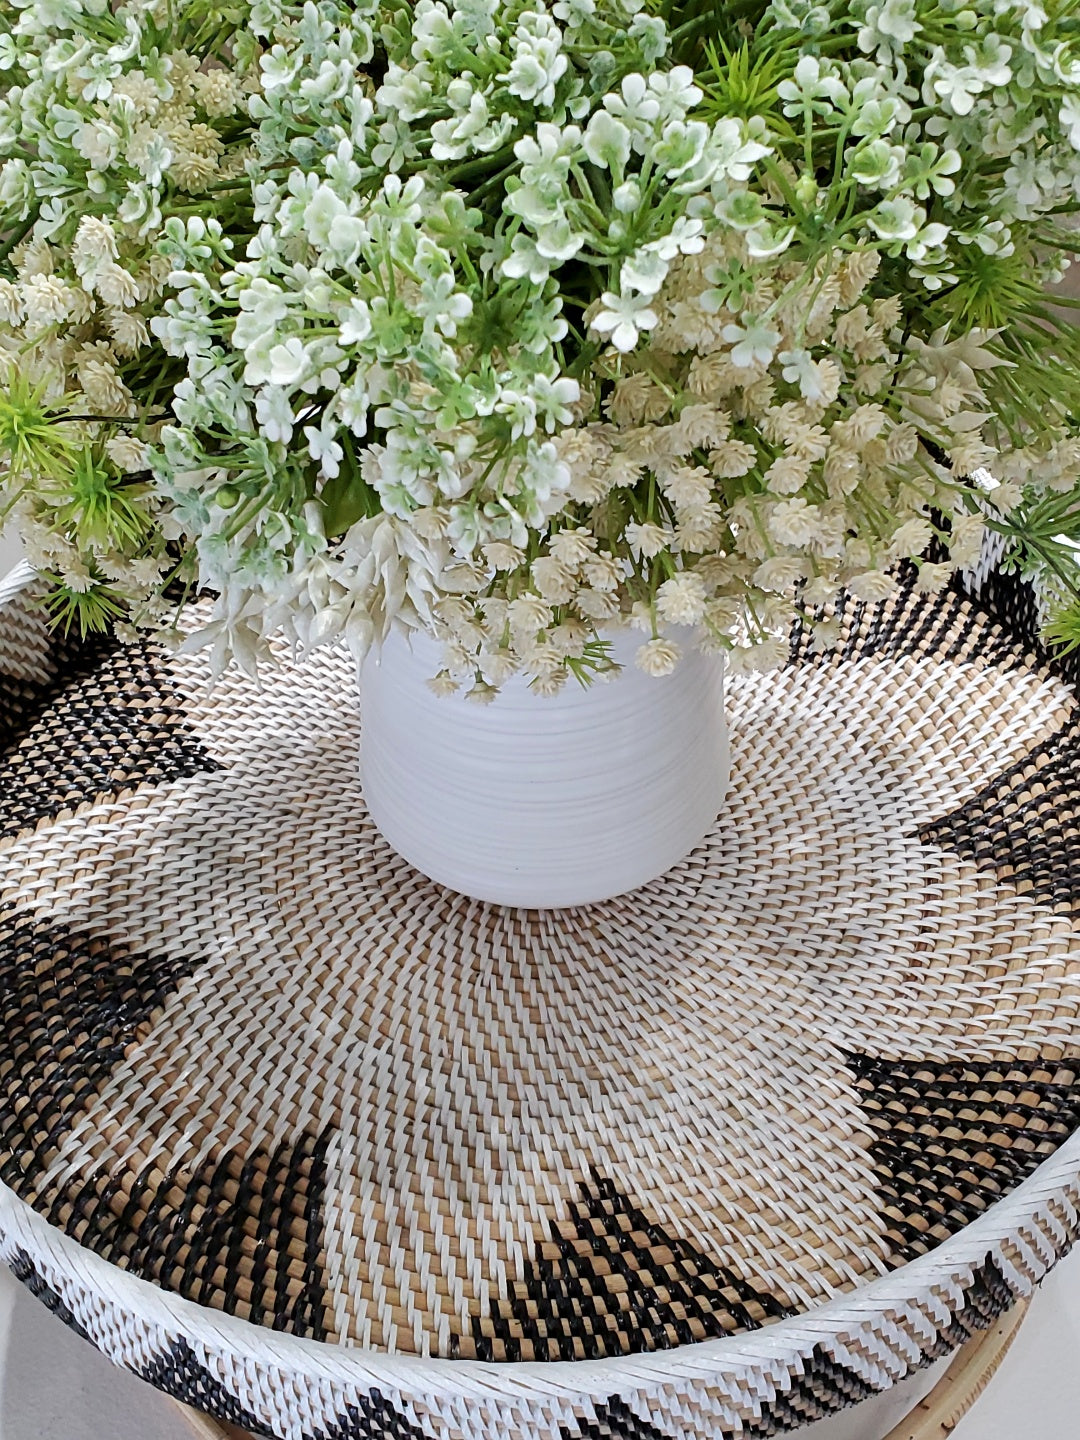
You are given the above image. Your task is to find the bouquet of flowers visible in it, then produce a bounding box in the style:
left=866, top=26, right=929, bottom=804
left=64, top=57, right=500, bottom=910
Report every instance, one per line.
left=3, top=0, right=1080, bottom=694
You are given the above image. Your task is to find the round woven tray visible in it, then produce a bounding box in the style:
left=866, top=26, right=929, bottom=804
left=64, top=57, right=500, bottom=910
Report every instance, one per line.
left=0, top=556, right=1076, bottom=1440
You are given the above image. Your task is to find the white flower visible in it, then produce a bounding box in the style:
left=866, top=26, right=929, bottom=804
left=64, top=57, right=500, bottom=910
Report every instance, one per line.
left=924, top=54, right=984, bottom=116
left=604, top=73, right=660, bottom=129
left=858, top=0, right=921, bottom=53
left=1061, top=94, right=1080, bottom=151
left=867, top=197, right=923, bottom=242
left=583, top=110, right=631, bottom=171
left=722, top=315, right=781, bottom=368
left=507, top=14, right=567, bottom=108
left=501, top=233, right=553, bottom=285
left=266, top=338, right=310, bottom=387
left=20, top=273, right=72, bottom=324
left=0, top=278, right=21, bottom=324
left=656, top=572, right=707, bottom=625
left=508, top=593, right=554, bottom=636
left=590, top=291, right=658, bottom=352
left=96, top=263, right=140, bottom=309
left=635, top=636, right=682, bottom=676
left=889, top=517, right=934, bottom=556
left=105, top=435, right=150, bottom=473
left=255, top=387, right=296, bottom=444
left=778, top=55, right=846, bottom=115
left=754, top=555, right=805, bottom=590
left=549, top=527, right=596, bottom=567
left=847, top=569, right=898, bottom=601
left=916, top=561, right=954, bottom=593
left=532, top=373, right=580, bottom=431
left=531, top=555, right=577, bottom=603
left=339, top=299, right=372, bottom=346
left=769, top=497, right=822, bottom=547
left=620, top=246, right=670, bottom=296
left=625, top=521, right=670, bottom=557
left=306, top=422, right=345, bottom=479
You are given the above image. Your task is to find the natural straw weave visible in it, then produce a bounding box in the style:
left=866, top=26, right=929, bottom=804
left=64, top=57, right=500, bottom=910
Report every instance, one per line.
left=0, top=549, right=1077, bottom=1440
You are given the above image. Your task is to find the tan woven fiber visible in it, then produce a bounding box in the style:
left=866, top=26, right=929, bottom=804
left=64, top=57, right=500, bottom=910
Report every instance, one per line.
left=0, top=552, right=1077, bottom=1440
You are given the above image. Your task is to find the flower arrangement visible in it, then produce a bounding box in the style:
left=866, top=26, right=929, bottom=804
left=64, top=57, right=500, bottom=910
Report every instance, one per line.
left=2, top=0, right=1080, bottom=693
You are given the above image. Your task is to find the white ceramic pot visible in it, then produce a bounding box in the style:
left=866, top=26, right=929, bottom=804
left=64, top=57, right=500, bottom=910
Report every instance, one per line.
left=358, top=626, right=729, bottom=908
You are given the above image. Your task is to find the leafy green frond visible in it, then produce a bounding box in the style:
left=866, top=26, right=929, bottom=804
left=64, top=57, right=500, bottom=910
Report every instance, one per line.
left=935, top=246, right=1052, bottom=334
left=42, top=449, right=154, bottom=553
left=41, top=576, right=128, bottom=639
left=1042, top=596, right=1080, bottom=656
left=698, top=35, right=799, bottom=133
left=0, top=369, right=79, bottom=496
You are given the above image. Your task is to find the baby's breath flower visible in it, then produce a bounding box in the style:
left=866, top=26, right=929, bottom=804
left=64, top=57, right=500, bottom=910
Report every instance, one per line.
left=508, top=594, right=554, bottom=636
left=635, top=636, right=682, bottom=676
left=656, top=572, right=707, bottom=624
left=550, top=527, right=597, bottom=567
left=847, top=569, right=898, bottom=602
left=625, top=521, right=669, bottom=557
left=105, top=436, right=151, bottom=473
left=889, top=517, right=933, bottom=556
left=531, top=555, right=577, bottom=603
left=916, top=561, right=954, bottom=593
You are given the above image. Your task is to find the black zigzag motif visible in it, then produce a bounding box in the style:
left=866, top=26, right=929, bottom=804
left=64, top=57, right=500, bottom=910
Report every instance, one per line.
left=6, top=1247, right=94, bottom=1346
left=311, top=1392, right=434, bottom=1440
left=560, top=1395, right=674, bottom=1440
left=0, top=911, right=201, bottom=1191
left=789, top=572, right=1030, bottom=676
left=847, top=1053, right=1080, bottom=1264
left=918, top=713, right=1080, bottom=914
left=454, top=1170, right=791, bottom=1362
left=40, top=1128, right=334, bottom=1342
left=141, top=1338, right=273, bottom=1436
left=0, top=636, right=218, bottom=840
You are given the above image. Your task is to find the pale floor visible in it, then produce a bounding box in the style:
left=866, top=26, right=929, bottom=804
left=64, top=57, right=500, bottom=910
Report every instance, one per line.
left=0, top=525, right=1078, bottom=1435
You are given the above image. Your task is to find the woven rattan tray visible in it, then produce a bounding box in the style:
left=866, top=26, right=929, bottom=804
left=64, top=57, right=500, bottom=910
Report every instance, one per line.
left=0, top=555, right=1077, bottom=1440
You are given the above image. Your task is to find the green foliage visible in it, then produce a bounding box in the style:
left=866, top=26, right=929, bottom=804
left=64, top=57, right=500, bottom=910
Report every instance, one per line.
left=0, top=372, right=77, bottom=505
left=1042, top=596, right=1080, bottom=655
left=320, top=435, right=383, bottom=537
left=698, top=36, right=798, bottom=135
left=43, top=448, right=153, bottom=553
left=40, top=575, right=129, bottom=637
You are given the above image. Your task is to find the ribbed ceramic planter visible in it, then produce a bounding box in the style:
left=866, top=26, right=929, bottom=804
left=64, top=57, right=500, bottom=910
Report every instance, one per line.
left=358, top=626, right=730, bottom=907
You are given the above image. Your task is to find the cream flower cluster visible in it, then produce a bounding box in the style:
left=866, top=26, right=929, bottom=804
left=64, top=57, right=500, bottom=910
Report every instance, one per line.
left=2, top=0, right=1080, bottom=677
left=0, top=0, right=258, bottom=619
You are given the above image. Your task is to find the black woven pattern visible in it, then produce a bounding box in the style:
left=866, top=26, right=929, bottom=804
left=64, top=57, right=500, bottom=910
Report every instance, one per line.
left=918, top=713, right=1080, bottom=913
left=0, top=911, right=200, bottom=1194
left=0, top=637, right=218, bottom=840
left=738, top=1344, right=877, bottom=1437
left=311, top=1393, right=434, bottom=1440
left=789, top=573, right=1032, bottom=676
left=561, top=1397, right=673, bottom=1440
left=961, top=562, right=1080, bottom=692
left=6, top=1247, right=94, bottom=1345
left=919, top=1255, right=1016, bottom=1362
left=141, top=1338, right=274, bottom=1437
left=39, top=1128, right=333, bottom=1341
left=455, top=1171, right=791, bottom=1362
left=554, top=1255, right=1018, bottom=1440
left=0, top=624, right=113, bottom=749
left=847, top=1053, right=1080, bottom=1263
